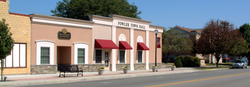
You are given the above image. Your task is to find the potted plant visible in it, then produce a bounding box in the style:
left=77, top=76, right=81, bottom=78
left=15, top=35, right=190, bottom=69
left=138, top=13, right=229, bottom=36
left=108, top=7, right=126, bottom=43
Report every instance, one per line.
left=98, top=67, right=104, bottom=75
left=152, top=66, right=157, bottom=72
left=123, top=66, right=129, bottom=74
left=171, top=65, right=176, bottom=71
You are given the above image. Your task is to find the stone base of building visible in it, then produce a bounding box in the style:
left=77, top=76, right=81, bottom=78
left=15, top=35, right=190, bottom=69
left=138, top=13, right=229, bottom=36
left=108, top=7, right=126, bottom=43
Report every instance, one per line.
left=30, top=63, right=163, bottom=74
left=77, top=64, right=105, bottom=72
left=149, top=63, right=162, bottom=69
left=30, top=64, right=106, bottom=74
left=116, top=64, right=130, bottom=71
left=134, top=63, right=146, bottom=70
left=31, top=65, right=57, bottom=75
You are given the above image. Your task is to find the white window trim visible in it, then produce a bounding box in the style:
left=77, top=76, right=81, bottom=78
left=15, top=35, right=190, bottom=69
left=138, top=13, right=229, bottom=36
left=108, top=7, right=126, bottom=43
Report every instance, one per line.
left=36, top=40, right=55, bottom=65
left=137, top=50, right=143, bottom=63
left=118, top=50, right=126, bottom=64
left=74, top=42, right=89, bottom=64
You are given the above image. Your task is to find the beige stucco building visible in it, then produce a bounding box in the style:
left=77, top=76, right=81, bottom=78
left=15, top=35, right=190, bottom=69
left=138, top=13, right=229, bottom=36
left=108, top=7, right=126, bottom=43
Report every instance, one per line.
left=1, top=0, right=164, bottom=75
left=29, top=14, right=164, bottom=74
left=0, top=0, right=31, bottom=75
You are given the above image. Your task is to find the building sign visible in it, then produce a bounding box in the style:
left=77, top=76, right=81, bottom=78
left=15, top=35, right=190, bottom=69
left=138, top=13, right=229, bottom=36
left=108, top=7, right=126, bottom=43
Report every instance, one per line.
left=157, top=37, right=161, bottom=48
left=118, top=21, right=145, bottom=29
left=58, top=29, right=71, bottom=39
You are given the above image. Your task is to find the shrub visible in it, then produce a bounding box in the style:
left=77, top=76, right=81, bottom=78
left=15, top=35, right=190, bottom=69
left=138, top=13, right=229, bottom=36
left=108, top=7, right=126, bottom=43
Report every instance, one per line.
left=194, top=57, right=200, bottom=67
left=174, top=57, right=182, bottom=67
left=98, top=67, right=104, bottom=69
left=184, top=58, right=194, bottom=67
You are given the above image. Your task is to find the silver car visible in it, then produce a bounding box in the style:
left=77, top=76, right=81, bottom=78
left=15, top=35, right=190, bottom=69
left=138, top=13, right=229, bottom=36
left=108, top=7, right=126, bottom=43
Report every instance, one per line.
left=232, top=60, right=248, bottom=69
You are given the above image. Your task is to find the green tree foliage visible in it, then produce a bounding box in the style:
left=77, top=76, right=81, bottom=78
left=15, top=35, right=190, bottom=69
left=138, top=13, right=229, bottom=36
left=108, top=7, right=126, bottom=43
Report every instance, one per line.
left=162, top=28, right=193, bottom=63
left=196, top=20, right=244, bottom=67
left=239, top=23, right=250, bottom=65
left=51, top=0, right=141, bottom=20
left=174, top=57, right=182, bottom=67
left=0, top=19, right=14, bottom=81
left=194, top=57, right=200, bottom=67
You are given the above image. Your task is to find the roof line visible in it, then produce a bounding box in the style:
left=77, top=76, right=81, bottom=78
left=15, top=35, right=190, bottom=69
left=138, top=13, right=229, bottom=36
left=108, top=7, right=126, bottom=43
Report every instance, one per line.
left=9, top=12, right=30, bottom=17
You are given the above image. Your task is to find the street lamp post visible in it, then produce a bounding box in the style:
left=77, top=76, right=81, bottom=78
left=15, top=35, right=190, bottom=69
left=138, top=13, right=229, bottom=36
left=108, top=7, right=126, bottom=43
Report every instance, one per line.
left=155, top=28, right=158, bottom=66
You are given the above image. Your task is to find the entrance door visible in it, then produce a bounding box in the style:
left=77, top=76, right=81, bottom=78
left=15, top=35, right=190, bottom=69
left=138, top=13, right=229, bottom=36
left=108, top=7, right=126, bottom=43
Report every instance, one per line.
left=105, top=52, right=109, bottom=67
left=57, top=46, right=71, bottom=65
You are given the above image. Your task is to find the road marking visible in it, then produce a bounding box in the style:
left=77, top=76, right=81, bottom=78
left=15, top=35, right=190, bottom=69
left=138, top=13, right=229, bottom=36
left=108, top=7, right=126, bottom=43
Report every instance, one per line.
left=101, top=82, right=111, bottom=84
left=144, top=72, right=250, bottom=87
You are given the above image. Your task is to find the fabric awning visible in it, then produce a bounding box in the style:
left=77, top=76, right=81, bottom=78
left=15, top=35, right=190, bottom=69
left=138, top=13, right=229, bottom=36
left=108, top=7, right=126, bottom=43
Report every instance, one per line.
left=137, top=42, right=149, bottom=50
left=95, top=39, right=118, bottom=49
left=119, top=41, right=132, bottom=49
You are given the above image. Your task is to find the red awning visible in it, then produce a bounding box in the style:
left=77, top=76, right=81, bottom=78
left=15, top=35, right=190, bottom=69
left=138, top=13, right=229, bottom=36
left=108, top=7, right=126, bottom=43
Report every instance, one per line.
left=95, top=39, right=118, bottom=49
left=137, top=42, right=149, bottom=50
left=119, top=41, right=132, bottom=49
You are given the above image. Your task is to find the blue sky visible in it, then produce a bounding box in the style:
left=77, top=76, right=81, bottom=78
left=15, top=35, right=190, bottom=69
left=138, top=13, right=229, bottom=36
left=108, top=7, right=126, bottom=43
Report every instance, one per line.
left=9, top=0, right=250, bottom=29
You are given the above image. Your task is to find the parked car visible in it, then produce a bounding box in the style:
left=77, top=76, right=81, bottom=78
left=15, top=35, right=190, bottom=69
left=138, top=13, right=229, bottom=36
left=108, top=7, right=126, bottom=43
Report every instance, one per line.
left=232, top=60, right=248, bottom=69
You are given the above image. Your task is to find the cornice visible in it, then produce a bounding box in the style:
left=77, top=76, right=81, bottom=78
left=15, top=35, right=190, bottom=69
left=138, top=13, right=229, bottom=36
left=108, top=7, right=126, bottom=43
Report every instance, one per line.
left=31, top=14, right=94, bottom=28
left=109, top=14, right=151, bottom=24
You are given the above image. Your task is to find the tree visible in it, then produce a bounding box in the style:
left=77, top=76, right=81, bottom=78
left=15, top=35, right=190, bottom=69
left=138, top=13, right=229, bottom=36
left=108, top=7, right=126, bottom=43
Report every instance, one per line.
left=0, top=19, right=14, bottom=81
left=227, top=32, right=249, bottom=59
left=174, top=57, right=182, bottom=67
left=162, top=28, right=193, bottom=63
left=51, top=0, right=141, bottom=20
left=239, top=23, right=250, bottom=65
left=196, top=20, right=244, bottom=67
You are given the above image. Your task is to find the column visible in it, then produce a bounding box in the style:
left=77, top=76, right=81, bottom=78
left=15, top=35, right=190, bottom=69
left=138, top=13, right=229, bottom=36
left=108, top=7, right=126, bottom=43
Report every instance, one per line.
left=146, top=30, right=149, bottom=70
left=112, top=25, right=116, bottom=71
left=130, top=28, right=134, bottom=71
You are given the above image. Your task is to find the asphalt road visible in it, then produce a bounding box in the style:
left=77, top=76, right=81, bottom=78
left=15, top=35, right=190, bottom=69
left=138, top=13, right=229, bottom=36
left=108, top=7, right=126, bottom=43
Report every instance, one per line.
left=16, top=68, right=250, bottom=87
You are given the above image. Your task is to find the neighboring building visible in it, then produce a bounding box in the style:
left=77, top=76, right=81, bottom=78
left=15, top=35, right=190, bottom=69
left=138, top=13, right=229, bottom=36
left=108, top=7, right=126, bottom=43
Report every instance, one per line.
left=30, top=14, right=164, bottom=74
left=0, top=0, right=31, bottom=75
left=172, top=26, right=222, bottom=64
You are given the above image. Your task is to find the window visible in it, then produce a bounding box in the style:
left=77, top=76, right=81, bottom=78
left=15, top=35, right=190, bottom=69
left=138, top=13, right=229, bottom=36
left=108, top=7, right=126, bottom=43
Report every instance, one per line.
left=74, top=43, right=89, bottom=64
left=41, top=47, right=50, bottom=64
left=36, top=40, right=55, bottom=65
left=96, top=50, right=102, bottom=63
left=78, top=48, right=85, bottom=63
left=2, top=43, right=27, bottom=68
left=138, top=51, right=142, bottom=63
left=119, top=50, right=125, bottom=63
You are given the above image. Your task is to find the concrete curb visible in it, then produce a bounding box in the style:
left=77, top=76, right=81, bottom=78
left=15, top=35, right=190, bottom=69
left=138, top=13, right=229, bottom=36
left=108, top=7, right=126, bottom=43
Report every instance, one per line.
left=0, top=70, right=194, bottom=86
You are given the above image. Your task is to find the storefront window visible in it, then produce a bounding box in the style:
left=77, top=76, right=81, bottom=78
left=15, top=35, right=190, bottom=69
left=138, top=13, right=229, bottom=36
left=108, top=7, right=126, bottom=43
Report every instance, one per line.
left=78, top=48, right=85, bottom=63
left=138, top=51, right=142, bottom=63
left=119, top=50, right=125, bottom=63
left=41, top=47, right=50, bottom=64
left=96, top=50, right=102, bottom=63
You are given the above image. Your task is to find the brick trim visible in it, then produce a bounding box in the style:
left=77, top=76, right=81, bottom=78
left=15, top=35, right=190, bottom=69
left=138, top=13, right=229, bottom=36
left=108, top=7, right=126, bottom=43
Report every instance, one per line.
left=9, top=12, right=30, bottom=17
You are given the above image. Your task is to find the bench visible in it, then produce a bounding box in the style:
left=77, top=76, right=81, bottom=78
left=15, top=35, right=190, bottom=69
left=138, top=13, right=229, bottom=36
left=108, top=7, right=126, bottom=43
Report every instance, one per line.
left=58, top=64, right=83, bottom=77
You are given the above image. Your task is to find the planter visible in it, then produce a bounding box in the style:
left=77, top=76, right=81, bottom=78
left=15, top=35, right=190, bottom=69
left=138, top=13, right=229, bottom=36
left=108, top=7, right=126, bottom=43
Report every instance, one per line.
left=98, top=69, right=104, bottom=75
left=171, top=66, right=175, bottom=71
left=152, top=67, right=157, bottom=72
left=123, top=68, right=129, bottom=74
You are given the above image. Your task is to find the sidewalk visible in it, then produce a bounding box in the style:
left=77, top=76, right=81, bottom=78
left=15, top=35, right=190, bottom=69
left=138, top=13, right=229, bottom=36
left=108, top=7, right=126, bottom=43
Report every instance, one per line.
left=0, top=68, right=197, bottom=87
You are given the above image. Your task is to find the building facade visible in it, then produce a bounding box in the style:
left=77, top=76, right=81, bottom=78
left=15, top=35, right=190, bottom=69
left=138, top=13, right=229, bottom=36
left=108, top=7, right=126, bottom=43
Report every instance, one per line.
left=30, top=14, right=164, bottom=74
left=1, top=0, right=164, bottom=75
left=0, top=0, right=31, bottom=75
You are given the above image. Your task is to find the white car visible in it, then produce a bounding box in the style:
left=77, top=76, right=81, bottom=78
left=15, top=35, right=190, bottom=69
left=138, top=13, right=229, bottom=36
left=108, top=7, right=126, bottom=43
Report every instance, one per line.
left=232, top=60, right=248, bottom=69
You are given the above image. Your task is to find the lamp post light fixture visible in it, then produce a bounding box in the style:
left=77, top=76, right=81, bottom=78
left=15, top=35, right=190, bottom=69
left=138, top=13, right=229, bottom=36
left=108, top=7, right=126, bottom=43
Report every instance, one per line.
left=155, top=28, right=158, bottom=66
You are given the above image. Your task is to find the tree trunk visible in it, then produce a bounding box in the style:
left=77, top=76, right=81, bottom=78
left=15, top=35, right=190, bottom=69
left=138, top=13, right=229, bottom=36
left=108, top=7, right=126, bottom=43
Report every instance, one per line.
left=162, top=54, right=166, bottom=63
left=214, top=53, right=221, bottom=68
left=165, top=53, right=170, bottom=63
left=1, top=59, right=3, bottom=81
